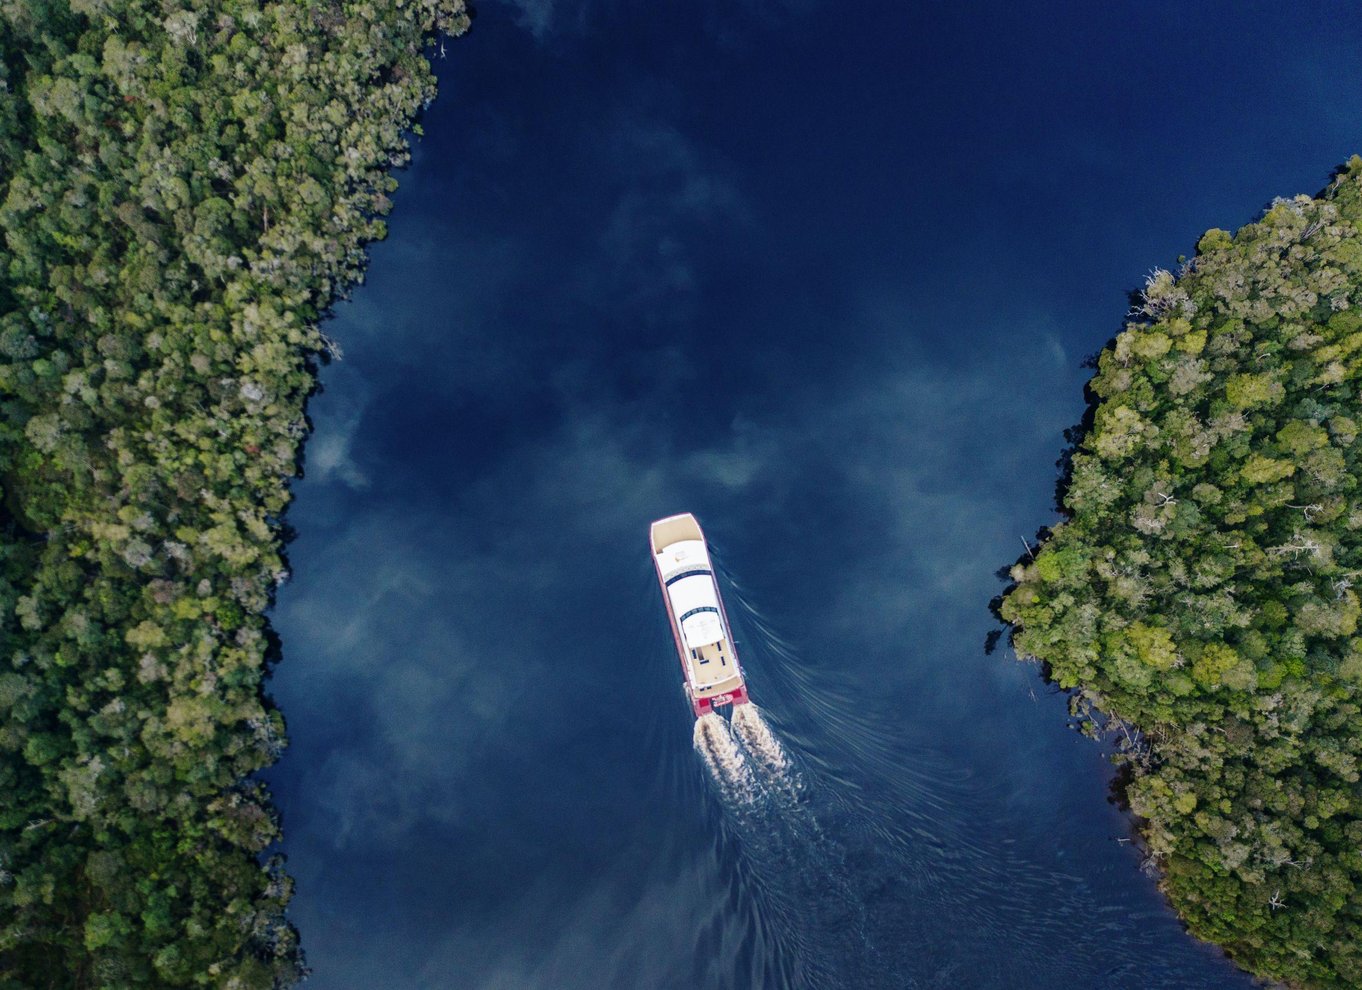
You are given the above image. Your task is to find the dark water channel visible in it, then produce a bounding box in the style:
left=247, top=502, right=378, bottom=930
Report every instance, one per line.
left=266, top=3, right=1362, bottom=987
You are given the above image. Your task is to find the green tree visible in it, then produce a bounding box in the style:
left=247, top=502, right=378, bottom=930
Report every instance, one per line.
left=0, top=0, right=471, bottom=984
left=1001, top=163, right=1362, bottom=989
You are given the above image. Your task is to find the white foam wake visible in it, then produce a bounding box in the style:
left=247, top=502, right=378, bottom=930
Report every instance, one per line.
left=732, top=704, right=792, bottom=777
left=694, top=713, right=755, bottom=799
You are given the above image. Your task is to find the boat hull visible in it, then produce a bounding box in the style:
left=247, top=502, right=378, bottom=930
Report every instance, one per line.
left=650, top=514, right=750, bottom=718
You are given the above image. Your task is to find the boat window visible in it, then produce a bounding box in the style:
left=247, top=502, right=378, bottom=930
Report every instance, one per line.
left=665, top=568, right=713, bottom=587
left=677, top=606, right=720, bottom=623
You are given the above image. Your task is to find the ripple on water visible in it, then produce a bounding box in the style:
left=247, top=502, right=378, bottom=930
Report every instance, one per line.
left=724, top=588, right=1157, bottom=985
left=662, top=567, right=1245, bottom=988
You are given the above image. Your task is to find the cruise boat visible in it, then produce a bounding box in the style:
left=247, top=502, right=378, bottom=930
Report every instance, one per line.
left=650, top=513, right=749, bottom=716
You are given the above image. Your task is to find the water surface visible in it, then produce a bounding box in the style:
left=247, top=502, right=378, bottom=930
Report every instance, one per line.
left=268, top=3, right=1362, bottom=986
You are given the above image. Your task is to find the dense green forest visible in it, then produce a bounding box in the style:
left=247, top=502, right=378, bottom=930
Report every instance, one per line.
left=0, top=1, right=468, bottom=985
left=1001, top=162, right=1362, bottom=988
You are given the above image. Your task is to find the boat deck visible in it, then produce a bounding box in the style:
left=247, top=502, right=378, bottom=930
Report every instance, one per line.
left=689, top=640, right=742, bottom=698
left=650, top=514, right=703, bottom=553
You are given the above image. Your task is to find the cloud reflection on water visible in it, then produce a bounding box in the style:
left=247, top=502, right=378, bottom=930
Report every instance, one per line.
left=260, top=3, right=1354, bottom=985
left=273, top=296, right=1208, bottom=986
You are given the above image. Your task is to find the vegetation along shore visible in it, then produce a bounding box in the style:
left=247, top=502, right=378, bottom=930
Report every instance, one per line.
left=0, top=1, right=467, bottom=985
left=4, top=1, right=1361, bottom=987
left=1001, top=161, right=1362, bottom=988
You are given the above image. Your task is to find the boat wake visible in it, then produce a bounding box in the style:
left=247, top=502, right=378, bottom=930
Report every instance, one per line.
left=694, top=705, right=885, bottom=988
left=731, top=704, right=792, bottom=778
left=693, top=713, right=756, bottom=800
left=695, top=705, right=800, bottom=805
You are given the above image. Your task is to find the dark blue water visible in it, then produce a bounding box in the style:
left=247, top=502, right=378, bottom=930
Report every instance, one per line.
left=266, top=3, right=1361, bottom=987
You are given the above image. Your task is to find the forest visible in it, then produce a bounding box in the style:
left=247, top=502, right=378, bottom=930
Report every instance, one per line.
left=0, top=0, right=467, bottom=985
left=1001, top=162, right=1362, bottom=988
left=5, top=0, right=1361, bottom=987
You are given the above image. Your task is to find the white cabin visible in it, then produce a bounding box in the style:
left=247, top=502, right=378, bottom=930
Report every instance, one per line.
left=651, top=514, right=746, bottom=705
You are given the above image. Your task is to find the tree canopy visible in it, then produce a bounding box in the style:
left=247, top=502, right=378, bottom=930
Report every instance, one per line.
left=1001, top=161, right=1362, bottom=988
left=0, top=0, right=468, bottom=985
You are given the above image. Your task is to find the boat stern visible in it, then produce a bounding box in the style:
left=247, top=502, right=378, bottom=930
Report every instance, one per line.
left=692, top=684, right=749, bottom=718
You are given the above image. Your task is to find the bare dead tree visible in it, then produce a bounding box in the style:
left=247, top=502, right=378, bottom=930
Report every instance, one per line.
left=1285, top=503, right=1323, bottom=522
left=1268, top=533, right=1323, bottom=560
left=318, top=329, right=345, bottom=361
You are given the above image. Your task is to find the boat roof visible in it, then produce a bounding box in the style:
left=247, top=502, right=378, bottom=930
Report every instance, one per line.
left=681, top=610, right=724, bottom=650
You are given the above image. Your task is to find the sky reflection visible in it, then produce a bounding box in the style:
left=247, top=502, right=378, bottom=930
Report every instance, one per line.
left=267, top=2, right=1361, bottom=986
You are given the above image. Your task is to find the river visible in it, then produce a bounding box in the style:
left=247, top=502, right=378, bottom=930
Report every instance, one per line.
left=265, top=3, right=1360, bottom=987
